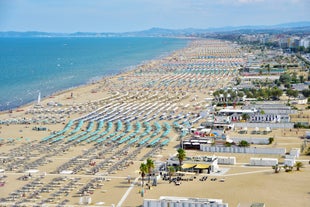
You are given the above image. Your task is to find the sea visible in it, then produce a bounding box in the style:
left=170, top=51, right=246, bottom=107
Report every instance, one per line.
left=0, top=37, right=189, bottom=111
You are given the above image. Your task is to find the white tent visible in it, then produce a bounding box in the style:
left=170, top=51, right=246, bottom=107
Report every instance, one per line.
left=25, top=169, right=39, bottom=174
left=60, top=170, right=73, bottom=174
left=200, top=128, right=211, bottom=133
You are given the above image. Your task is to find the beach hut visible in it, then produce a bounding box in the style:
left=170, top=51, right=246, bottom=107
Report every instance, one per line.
left=60, top=170, right=73, bottom=174
left=263, top=127, right=271, bottom=134
left=239, top=127, right=248, bottom=134
left=253, top=127, right=260, bottom=134
left=194, top=163, right=210, bottom=173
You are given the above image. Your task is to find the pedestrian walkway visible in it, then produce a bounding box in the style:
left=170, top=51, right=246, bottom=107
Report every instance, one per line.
left=117, top=176, right=140, bottom=207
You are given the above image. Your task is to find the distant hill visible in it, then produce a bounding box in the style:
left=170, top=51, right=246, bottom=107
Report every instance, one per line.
left=1, top=21, right=310, bottom=37
left=273, top=21, right=310, bottom=28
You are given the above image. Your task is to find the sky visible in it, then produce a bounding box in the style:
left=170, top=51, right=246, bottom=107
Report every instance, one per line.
left=0, top=0, right=309, bottom=33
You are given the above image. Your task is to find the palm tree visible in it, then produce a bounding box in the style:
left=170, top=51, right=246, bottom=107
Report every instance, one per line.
left=177, top=148, right=186, bottom=168
left=146, top=158, right=155, bottom=183
left=295, top=161, right=303, bottom=171
left=168, top=166, right=175, bottom=180
left=241, top=113, right=250, bottom=121
left=139, top=163, right=148, bottom=186
left=283, top=165, right=293, bottom=172
left=266, top=64, right=271, bottom=76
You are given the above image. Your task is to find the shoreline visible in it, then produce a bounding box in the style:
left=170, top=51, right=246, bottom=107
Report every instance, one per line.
left=0, top=37, right=192, bottom=114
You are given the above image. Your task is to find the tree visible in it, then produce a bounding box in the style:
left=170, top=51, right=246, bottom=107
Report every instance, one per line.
left=291, top=72, right=298, bottom=83
left=301, top=89, right=310, bottom=98
left=225, top=142, right=232, bottom=147
left=241, top=113, right=250, bottom=121
left=268, top=137, right=274, bottom=144
left=237, top=91, right=244, bottom=98
left=260, top=88, right=269, bottom=100
left=295, top=161, right=303, bottom=171
left=274, top=79, right=281, bottom=87
left=177, top=148, right=186, bottom=167
left=265, top=64, right=271, bottom=75
left=146, top=158, right=155, bottom=183
left=139, top=163, right=148, bottom=186
left=213, top=90, right=220, bottom=97
left=299, top=75, right=305, bottom=83
left=236, top=77, right=241, bottom=85
left=286, top=89, right=299, bottom=99
left=279, top=73, right=291, bottom=85
left=168, top=166, right=175, bottom=180
left=270, top=87, right=283, bottom=100
left=239, top=140, right=250, bottom=147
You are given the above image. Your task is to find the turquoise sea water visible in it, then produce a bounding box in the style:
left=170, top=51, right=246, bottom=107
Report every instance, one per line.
left=0, top=37, right=189, bottom=111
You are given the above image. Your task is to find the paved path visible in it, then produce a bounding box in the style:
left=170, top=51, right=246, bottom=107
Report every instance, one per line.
left=224, top=169, right=273, bottom=177
left=117, top=176, right=140, bottom=207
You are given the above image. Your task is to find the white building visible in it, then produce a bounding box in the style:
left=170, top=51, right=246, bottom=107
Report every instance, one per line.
left=250, top=158, right=278, bottom=166
left=300, top=37, right=310, bottom=48
left=166, top=155, right=219, bottom=174
left=144, top=196, right=229, bottom=207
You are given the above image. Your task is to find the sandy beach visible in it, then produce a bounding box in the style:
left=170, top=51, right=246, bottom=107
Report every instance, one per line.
left=0, top=39, right=309, bottom=207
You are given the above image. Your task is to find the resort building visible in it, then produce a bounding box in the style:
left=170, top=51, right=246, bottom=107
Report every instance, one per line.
left=166, top=155, right=220, bottom=174
left=218, top=105, right=293, bottom=123
left=217, top=108, right=257, bottom=118
left=143, top=196, right=228, bottom=207
left=200, top=115, right=234, bottom=131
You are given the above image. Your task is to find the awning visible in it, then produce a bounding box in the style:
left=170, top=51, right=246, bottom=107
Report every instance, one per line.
left=201, top=128, right=211, bottom=133
left=194, top=164, right=210, bottom=169
left=60, top=170, right=73, bottom=174
left=25, top=169, right=39, bottom=174
left=181, top=163, right=196, bottom=169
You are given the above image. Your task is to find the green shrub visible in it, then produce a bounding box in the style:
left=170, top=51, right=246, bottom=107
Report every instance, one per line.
left=268, top=137, right=274, bottom=144
left=239, top=140, right=250, bottom=147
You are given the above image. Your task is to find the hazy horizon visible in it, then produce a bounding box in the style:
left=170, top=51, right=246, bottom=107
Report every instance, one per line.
left=0, top=0, right=309, bottom=33
left=1, top=21, right=310, bottom=34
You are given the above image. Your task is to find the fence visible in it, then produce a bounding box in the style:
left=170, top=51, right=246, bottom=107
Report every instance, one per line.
left=231, top=137, right=270, bottom=145
left=250, top=158, right=278, bottom=166
left=217, top=156, right=236, bottom=165
left=234, top=122, right=294, bottom=129
left=200, top=145, right=286, bottom=155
